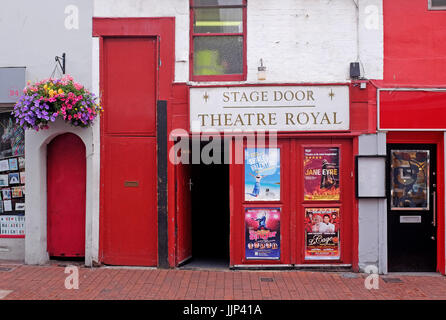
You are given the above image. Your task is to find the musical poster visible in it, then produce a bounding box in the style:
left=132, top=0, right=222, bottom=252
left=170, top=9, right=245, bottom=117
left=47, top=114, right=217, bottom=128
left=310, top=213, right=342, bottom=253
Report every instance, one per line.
left=245, top=148, right=280, bottom=201
left=304, top=208, right=340, bottom=260
left=245, top=207, right=280, bottom=260
left=304, top=147, right=340, bottom=201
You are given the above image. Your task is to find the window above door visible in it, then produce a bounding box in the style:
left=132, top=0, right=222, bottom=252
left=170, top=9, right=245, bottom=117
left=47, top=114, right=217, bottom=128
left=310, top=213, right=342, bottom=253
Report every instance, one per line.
left=190, top=0, right=247, bottom=81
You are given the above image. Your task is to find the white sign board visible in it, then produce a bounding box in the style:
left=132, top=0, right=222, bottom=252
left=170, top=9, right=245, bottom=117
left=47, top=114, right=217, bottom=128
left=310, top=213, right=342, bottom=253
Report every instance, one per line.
left=190, top=85, right=349, bottom=132
left=356, top=156, right=386, bottom=198
left=0, top=215, right=25, bottom=236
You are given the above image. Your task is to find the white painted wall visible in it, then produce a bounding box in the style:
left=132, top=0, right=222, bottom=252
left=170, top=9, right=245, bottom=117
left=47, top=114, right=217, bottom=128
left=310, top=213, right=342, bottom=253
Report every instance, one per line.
left=358, top=132, right=387, bottom=274
left=25, top=119, right=99, bottom=266
left=0, top=0, right=97, bottom=265
left=94, top=0, right=383, bottom=83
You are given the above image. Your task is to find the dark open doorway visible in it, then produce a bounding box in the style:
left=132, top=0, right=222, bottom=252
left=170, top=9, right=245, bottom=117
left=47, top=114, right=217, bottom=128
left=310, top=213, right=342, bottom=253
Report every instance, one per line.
left=182, top=140, right=230, bottom=269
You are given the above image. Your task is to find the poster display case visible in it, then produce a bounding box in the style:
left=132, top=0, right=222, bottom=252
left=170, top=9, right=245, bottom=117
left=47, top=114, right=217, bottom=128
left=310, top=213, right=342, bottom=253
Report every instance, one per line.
left=0, top=112, right=25, bottom=237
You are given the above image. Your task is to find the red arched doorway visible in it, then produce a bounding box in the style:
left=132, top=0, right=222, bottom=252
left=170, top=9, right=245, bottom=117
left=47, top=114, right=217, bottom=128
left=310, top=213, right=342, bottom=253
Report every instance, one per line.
left=47, top=133, right=86, bottom=258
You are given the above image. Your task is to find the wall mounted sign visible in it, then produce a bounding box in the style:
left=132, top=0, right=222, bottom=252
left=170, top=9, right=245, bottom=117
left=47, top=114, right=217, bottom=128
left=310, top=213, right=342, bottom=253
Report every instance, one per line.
left=244, top=148, right=280, bottom=201
left=304, top=147, right=340, bottom=201
left=0, top=215, right=25, bottom=236
left=390, top=150, right=429, bottom=210
left=304, top=207, right=340, bottom=260
left=190, top=85, right=350, bottom=132
left=0, top=67, right=25, bottom=104
left=245, top=207, right=280, bottom=260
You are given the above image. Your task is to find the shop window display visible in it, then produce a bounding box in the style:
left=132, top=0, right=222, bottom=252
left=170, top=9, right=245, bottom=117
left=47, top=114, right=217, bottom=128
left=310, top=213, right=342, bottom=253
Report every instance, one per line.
left=0, top=112, right=25, bottom=236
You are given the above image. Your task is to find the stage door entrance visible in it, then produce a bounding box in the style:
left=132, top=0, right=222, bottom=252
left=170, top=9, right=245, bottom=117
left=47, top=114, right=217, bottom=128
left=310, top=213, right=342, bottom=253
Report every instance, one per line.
left=179, top=140, right=230, bottom=268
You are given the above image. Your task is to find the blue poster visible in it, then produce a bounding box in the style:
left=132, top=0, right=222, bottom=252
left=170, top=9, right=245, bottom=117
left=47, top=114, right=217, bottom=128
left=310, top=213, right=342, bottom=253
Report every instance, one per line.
left=244, top=148, right=280, bottom=201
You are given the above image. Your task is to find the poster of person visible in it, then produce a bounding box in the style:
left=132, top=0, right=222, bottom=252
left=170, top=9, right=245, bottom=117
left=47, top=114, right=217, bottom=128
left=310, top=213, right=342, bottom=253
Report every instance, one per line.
left=305, top=208, right=340, bottom=260
left=245, top=207, right=280, bottom=260
left=245, top=148, right=280, bottom=201
left=390, top=150, right=429, bottom=210
left=304, top=147, right=340, bottom=201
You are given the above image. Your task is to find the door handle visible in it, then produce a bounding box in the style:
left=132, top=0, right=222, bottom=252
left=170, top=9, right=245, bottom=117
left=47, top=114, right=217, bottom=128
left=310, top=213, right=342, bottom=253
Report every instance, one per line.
left=432, top=191, right=436, bottom=227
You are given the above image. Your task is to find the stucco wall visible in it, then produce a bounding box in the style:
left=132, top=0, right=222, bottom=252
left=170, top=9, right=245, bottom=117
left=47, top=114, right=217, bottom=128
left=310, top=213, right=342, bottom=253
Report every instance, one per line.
left=0, top=0, right=97, bottom=265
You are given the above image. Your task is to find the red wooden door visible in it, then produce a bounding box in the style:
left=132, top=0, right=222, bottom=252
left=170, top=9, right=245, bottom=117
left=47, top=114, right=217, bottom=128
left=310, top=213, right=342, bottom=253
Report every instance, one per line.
left=295, top=139, right=354, bottom=265
left=102, top=136, right=157, bottom=266
left=230, top=140, right=292, bottom=266
left=175, top=162, right=192, bottom=265
left=101, top=36, right=158, bottom=266
left=47, top=133, right=86, bottom=257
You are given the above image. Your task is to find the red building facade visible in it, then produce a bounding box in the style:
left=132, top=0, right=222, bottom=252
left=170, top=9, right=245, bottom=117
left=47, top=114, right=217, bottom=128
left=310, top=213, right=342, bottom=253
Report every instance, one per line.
left=88, top=0, right=446, bottom=274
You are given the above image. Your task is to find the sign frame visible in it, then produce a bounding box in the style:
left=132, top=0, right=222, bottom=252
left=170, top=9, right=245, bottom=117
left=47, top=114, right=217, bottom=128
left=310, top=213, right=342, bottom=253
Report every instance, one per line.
left=355, top=155, right=387, bottom=198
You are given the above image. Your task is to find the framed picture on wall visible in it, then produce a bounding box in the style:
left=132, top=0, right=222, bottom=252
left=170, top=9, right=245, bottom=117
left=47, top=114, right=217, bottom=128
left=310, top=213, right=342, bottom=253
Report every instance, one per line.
left=8, top=158, right=18, bottom=171
left=8, top=173, right=19, bottom=185
left=0, top=175, right=8, bottom=187
left=2, top=188, right=11, bottom=200
left=12, top=187, right=22, bottom=198
left=18, top=157, right=25, bottom=169
left=3, top=200, right=12, bottom=212
left=0, top=160, right=9, bottom=172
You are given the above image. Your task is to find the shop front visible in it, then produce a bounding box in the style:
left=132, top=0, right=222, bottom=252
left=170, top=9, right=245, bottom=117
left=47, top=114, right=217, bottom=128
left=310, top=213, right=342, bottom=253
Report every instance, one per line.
left=378, top=88, right=446, bottom=273
left=175, top=84, right=360, bottom=269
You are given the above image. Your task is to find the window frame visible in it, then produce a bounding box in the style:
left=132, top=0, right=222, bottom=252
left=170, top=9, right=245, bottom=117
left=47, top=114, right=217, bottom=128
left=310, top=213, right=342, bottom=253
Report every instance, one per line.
left=428, top=0, right=446, bottom=10
left=190, top=0, right=247, bottom=82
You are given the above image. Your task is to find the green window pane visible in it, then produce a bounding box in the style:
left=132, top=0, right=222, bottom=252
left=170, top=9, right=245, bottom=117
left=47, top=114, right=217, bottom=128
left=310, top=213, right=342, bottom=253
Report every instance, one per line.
left=193, top=36, right=243, bottom=76
left=194, top=8, right=243, bottom=33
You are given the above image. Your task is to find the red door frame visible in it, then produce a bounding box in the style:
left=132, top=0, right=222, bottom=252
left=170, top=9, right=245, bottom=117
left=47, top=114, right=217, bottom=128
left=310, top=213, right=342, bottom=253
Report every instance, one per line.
left=229, top=135, right=357, bottom=268
left=387, top=131, right=445, bottom=274
left=93, top=17, right=175, bottom=265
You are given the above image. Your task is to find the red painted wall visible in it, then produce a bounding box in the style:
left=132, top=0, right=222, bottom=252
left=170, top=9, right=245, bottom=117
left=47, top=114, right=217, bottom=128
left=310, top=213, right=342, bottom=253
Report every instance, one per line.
left=47, top=133, right=86, bottom=257
left=383, top=0, right=446, bottom=86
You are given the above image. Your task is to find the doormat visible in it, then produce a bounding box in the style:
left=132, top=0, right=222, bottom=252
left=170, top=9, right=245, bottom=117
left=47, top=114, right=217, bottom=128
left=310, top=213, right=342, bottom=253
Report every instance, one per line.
left=341, top=273, right=358, bottom=279
left=382, top=277, right=403, bottom=283
left=0, top=267, right=12, bottom=272
left=260, top=278, right=274, bottom=282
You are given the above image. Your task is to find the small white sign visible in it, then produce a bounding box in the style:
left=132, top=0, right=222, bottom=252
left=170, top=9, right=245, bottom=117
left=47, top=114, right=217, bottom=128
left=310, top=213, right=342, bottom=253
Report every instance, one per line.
left=0, top=215, right=25, bottom=235
left=190, top=85, right=350, bottom=132
left=357, top=157, right=386, bottom=198
left=400, top=216, right=422, bottom=223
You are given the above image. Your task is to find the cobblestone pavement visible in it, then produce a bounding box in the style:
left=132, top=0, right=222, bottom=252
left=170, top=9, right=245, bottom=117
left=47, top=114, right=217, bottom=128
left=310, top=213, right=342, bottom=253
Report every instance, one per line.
left=0, top=261, right=446, bottom=300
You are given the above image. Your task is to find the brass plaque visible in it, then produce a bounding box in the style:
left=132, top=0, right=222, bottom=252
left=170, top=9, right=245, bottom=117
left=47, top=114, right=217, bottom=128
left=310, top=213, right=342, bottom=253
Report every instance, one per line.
left=124, top=181, right=139, bottom=187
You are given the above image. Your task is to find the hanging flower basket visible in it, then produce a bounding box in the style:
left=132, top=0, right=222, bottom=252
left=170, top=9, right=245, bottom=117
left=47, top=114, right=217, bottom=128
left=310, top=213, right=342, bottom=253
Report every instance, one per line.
left=12, top=75, right=103, bottom=131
